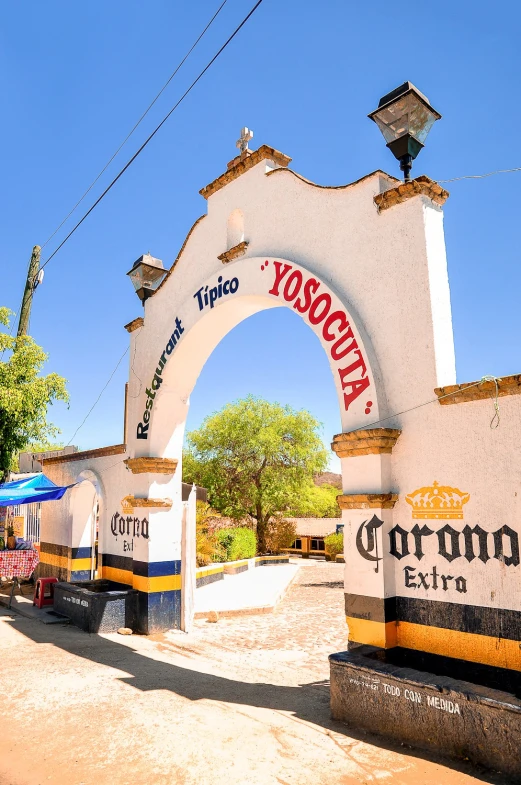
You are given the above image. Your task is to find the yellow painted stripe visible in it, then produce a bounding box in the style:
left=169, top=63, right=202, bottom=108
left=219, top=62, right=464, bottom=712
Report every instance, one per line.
left=101, top=566, right=133, bottom=586
left=347, top=616, right=521, bottom=671
left=71, top=558, right=92, bottom=571
left=100, top=567, right=181, bottom=592
left=39, top=553, right=69, bottom=570
left=132, top=574, right=182, bottom=593
left=196, top=566, right=223, bottom=577
left=397, top=621, right=521, bottom=672
left=346, top=617, right=398, bottom=649
left=255, top=555, right=289, bottom=561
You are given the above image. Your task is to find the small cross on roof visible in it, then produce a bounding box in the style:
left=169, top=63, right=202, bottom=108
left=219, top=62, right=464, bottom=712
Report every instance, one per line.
left=236, top=127, right=253, bottom=153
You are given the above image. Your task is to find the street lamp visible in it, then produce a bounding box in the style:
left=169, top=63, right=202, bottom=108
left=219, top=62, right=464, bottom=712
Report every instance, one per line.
left=126, top=253, right=167, bottom=304
left=369, top=82, right=441, bottom=181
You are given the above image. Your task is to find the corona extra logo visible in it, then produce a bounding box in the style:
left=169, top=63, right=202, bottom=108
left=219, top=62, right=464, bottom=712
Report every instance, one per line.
left=405, top=481, right=470, bottom=520
left=121, top=496, right=134, bottom=514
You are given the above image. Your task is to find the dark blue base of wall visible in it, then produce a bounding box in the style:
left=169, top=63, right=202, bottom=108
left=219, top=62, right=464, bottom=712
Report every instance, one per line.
left=136, top=590, right=181, bottom=634
left=330, top=647, right=521, bottom=780
left=255, top=558, right=289, bottom=566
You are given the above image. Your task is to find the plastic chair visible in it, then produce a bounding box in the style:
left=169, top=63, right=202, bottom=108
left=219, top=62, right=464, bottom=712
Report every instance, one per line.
left=33, top=577, right=58, bottom=609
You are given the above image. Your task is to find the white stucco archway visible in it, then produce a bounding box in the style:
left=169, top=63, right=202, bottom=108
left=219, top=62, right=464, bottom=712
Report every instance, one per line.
left=42, top=151, right=467, bottom=643
left=120, top=254, right=393, bottom=634
left=130, top=256, right=386, bottom=463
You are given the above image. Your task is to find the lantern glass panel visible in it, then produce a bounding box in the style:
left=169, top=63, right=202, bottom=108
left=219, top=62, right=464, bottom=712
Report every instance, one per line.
left=127, top=259, right=166, bottom=294
left=373, top=93, right=438, bottom=145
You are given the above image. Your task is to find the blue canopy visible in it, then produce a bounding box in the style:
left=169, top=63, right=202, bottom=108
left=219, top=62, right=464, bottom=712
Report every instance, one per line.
left=0, top=474, right=74, bottom=506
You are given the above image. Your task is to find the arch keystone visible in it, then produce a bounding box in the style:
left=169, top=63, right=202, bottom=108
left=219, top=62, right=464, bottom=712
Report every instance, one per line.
left=332, top=428, right=401, bottom=458
left=337, top=493, right=399, bottom=510
left=217, top=241, right=249, bottom=264
left=125, top=497, right=173, bottom=509
left=124, top=457, right=178, bottom=475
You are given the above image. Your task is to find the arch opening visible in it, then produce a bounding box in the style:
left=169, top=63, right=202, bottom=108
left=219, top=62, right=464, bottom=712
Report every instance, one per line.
left=137, top=257, right=384, bottom=461
left=69, top=470, right=103, bottom=580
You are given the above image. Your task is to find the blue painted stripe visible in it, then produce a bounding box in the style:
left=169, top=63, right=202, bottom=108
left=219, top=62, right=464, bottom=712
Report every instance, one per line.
left=133, top=559, right=181, bottom=578
left=71, top=546, right=92, bottom=559
left=136, top=589, right=181, bottom=634
left=70, top=570, right=91, bottom=582
left=102, top=553, right=133, bottom=571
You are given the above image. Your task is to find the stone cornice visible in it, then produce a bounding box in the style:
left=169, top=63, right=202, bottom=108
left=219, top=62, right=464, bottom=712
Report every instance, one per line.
left=337, top=493, right=399, bottom=510
left=124, top=457, right=178, bottom=475
left=266, top=167, right=398, bottom=192
left=125, top=497, right=173, bottom=509
left=152, top=214, right=207, bottom=296
left=217, top=241, right=249, bottom=264
left=331, top=429, right=401, bottom=458
left=199, top=145, right=291, bottom=200
left=124, top=317, right=144, bottom=333
left=435, top=374, right=521, bottom=405
left=41, top=444, right=126, bottom=464
left=374, top=175, right=449, bottom=212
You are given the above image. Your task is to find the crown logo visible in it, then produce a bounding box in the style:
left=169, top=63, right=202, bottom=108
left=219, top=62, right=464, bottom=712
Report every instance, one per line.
left=405, top=481, right=470, bottom=520
left=121, top=495, right=134, bottom=514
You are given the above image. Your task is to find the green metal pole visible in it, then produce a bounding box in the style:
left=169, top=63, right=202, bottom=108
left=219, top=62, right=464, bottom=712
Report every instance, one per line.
left=16, top=245, right=41, bottom=337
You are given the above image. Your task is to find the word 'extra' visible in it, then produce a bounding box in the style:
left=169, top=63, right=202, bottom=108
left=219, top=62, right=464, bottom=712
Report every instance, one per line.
left=268, top=261, right=370, bottom=412
left=137, top=317, right=184, bottom=440
left=194, top=276, right=239, bottom=311
left=403, top=565, right=467, bottom=593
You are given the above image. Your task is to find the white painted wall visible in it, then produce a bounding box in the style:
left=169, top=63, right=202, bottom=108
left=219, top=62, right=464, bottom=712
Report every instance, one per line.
left=40, top=154, right=520, bottom=626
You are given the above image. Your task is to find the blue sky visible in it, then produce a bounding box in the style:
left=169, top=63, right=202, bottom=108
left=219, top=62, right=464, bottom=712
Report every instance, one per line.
left=2, top=1, right=520, bottom=467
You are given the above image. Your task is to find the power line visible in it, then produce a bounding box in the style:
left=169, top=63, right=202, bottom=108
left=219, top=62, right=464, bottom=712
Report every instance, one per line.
left=65, top=346, right=129, bottom=446
left=39, top=0, right=228, bottom=253
left=39, top=0, right=264, bottom=275
left=437, top=166, right=521, bottom=184
left=353, top=376, right=501, bottom=432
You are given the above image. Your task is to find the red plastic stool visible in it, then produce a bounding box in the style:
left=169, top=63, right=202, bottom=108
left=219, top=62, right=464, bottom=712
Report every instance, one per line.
left=33, top=577, right=58, bottom=608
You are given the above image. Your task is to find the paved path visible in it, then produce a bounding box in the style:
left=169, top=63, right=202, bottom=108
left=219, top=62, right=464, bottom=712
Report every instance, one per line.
left=195, top=562, right=299, bottom=616
left=0, top=561, right=510, bottom=785
left=191, top=560, right=346, bottom=675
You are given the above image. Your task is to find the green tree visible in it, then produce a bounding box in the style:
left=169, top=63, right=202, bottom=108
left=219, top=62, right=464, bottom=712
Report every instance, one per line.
left=183, top=396, right=328, bottom=553
left=23, top=440, right=65, bottom=454
left=0, top=308, right=69, bottom=481
left=195, top=500, right=221, bottom=566
left=324, top=532, right=344, bottom=560
left=296, top=483, right=342, bottom=518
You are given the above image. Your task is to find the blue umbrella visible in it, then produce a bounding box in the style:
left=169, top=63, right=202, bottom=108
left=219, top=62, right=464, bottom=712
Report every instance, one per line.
left=0, top=474, right=74, bottom=505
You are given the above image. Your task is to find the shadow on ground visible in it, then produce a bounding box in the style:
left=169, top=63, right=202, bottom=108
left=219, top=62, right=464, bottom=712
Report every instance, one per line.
left=6, top=612, right=512, bottom=785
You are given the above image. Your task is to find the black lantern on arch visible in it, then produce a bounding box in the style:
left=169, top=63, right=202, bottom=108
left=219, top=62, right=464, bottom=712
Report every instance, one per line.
left=126, top=253, right=166, bottom=304
left=368, top=82, right=441, bottom=181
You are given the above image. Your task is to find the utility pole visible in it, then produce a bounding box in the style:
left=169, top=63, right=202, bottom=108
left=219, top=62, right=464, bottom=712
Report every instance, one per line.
left=17, top=245, right=41, bottom=337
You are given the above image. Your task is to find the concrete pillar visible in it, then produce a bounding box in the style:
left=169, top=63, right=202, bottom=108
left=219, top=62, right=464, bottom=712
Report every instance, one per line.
left=181, top=485, right=196, bottom=632
left=333, top=428, right=401, bottom=650
left=124, top=457, right=181, bottom=634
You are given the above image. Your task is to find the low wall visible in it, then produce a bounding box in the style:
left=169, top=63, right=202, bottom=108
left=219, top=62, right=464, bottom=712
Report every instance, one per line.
left=254, top=556, right=290, bottom=566
left=54, top=580, right=138, bottom=634
left=199, top=555, right=290, bottom=580
left=223, top=560, right=249, bottom=575
left=330, top=647, right=521, bottom=780
left=196, top=565, right=224, bottom=587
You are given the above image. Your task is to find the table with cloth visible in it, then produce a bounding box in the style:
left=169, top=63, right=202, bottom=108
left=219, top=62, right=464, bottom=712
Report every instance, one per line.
left=0, top=549, right=40, bottom=608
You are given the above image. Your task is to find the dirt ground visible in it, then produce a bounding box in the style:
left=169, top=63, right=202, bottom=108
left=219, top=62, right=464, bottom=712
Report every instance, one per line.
left=0, top=561, right=512, bottom=785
